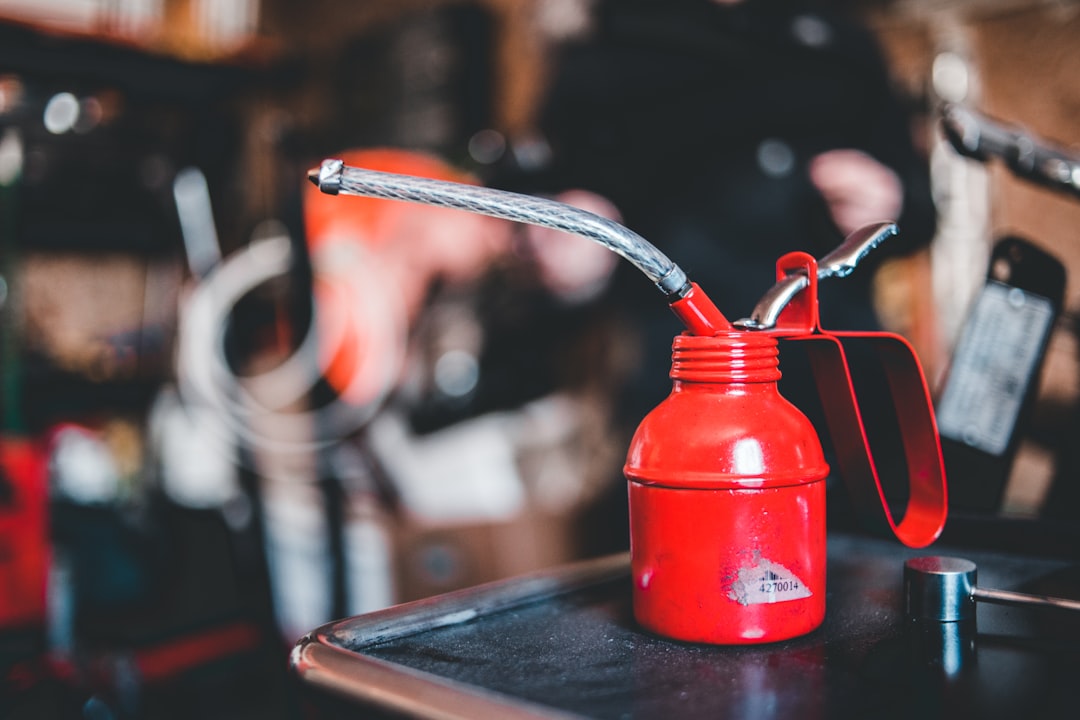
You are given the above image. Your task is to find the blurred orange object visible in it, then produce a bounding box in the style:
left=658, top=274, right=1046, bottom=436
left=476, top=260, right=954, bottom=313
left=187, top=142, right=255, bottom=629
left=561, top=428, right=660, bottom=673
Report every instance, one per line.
left=304, top=148, right=477, bottom=253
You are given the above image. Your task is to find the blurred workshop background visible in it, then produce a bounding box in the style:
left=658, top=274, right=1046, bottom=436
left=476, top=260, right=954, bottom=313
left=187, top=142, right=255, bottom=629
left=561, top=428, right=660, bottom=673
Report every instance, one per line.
left=1, top=0, right=1080, bottom=718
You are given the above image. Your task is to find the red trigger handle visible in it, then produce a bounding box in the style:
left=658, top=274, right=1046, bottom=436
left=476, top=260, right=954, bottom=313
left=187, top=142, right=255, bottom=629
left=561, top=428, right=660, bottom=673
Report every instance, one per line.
left=764, top=252, right=948, bottom=548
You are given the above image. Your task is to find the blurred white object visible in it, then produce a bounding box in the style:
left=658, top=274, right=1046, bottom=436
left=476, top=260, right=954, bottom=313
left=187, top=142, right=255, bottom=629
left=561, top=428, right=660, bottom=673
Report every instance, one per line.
left=50, top=425, right=120, bottom=505
left=176, top=230, right=405, bottom=459
left=148, top=386, right=240, bottom=509
left=367, top=410, right=526, bottom=524
left=261, top=480, right=333, bottom=642
left=173, top=166, right=222, bottom=280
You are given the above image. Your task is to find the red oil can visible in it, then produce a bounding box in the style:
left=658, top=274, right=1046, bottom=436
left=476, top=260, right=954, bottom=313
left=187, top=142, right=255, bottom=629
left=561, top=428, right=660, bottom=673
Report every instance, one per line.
left=307, top=162, right=948, bottom=648
left=625, top=331, right=829, bottom=644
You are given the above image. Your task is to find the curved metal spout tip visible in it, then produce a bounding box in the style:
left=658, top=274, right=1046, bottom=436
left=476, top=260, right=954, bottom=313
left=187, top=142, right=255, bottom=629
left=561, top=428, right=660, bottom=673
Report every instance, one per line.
left=312, top=159, right=344, bottom=195
left=306, top=167, right=320, bottom=186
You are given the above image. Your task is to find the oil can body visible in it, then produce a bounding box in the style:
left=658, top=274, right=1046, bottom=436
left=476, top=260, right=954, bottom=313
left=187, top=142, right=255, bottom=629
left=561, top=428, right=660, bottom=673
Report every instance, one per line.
left=625, top=333, right=829, bottom=644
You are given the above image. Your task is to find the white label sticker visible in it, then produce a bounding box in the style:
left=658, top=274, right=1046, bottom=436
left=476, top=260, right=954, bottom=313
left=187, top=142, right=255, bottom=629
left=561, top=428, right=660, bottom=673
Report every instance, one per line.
left=727, top=559, right=812, bottom=606
left=935, top=281, right=1055, bottom=455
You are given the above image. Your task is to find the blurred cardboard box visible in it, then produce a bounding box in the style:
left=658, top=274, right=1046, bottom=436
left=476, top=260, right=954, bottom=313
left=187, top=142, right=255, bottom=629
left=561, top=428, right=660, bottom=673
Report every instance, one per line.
left=393, top=508, right=581, bottom=602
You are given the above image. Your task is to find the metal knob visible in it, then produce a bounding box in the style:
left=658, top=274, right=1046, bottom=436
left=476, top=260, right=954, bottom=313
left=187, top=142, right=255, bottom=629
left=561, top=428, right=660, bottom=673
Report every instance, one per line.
left=903, top=555, right=1080, bottom=622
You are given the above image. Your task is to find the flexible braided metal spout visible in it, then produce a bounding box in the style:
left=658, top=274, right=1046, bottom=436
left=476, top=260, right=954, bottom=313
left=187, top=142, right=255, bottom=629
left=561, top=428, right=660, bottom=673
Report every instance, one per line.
left=312, top=159, right=689, bottom=297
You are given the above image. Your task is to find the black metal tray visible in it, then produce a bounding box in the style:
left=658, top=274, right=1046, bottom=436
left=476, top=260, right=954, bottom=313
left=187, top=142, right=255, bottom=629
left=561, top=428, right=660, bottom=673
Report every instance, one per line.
left=292, top=531, right=1080, bottom=719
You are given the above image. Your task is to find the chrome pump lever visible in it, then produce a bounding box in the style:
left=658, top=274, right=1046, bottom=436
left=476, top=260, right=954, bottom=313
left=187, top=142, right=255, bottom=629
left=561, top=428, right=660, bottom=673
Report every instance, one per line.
left=734, top=221, right=897, bottom=330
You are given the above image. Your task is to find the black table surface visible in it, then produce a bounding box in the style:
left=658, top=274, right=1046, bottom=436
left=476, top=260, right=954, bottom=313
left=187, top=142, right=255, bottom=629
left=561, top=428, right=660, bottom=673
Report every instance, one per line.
left=298, top=529, right=1080, bottom=719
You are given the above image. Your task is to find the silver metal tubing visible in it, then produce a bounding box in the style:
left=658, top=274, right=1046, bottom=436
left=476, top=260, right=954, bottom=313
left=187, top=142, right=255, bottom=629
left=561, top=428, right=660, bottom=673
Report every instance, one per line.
left=942, top=104, right=1080, bottom=200
left=310, top=159, right=691, bottom=298
left=973, top=587, right=1080, bottom=613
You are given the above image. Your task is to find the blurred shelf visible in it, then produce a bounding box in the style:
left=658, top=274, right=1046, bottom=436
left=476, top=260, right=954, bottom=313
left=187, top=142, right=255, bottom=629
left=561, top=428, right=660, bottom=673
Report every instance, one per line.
left=0, top=17, right=272, bottom=103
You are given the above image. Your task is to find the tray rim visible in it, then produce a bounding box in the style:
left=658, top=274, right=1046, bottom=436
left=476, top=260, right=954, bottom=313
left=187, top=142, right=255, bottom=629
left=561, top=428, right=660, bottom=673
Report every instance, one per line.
left=291, top=552, right=630, bottom=719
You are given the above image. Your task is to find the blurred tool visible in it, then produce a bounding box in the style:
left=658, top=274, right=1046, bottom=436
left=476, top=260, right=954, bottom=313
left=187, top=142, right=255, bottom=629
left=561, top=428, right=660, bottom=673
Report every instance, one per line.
left=935, top=237, right=1065, bottom=513
left=942, top=103, right=1080, bottom=200
left=939, top=105, right=1079, bottom=516
left=172, top=167, right=223, bottom=281
left=904, top=555, right=1080, bottom=622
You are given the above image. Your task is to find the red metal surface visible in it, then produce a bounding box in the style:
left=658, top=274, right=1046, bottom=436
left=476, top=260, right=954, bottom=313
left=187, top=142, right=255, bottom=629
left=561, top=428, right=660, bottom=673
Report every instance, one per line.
left=625, top=332, right=829, bottom=644
left=764, top=251, right=947, bottom=549
left=134, top=621, right=264, bottom=684
left=668, top=282, right=731, bottom=335
left=625, top=249, right=947, bottom=645
left=0, top=437, right=50, bottom=630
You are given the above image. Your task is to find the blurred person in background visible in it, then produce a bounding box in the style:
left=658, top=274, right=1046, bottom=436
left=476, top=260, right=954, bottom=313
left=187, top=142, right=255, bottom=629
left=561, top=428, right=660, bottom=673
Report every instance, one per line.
left=497, top=0, right=938, bottom=552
